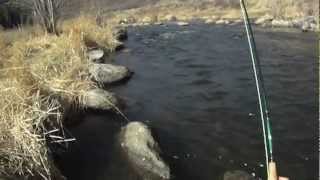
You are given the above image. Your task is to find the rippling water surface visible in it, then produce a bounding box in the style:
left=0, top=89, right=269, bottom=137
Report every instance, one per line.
left=57, top=23, right=318, bottom=180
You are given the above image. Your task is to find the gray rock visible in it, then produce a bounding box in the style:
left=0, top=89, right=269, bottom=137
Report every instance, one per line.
left=292, top=19, right=304, bottom=28
left=255, top=14, right=273, bottom=25
left=87, top=49, right=104, bottom=63
left=216, top=19, right=230, bottom=25
left=224, top=170, right=255, bottom=180
left=154, top=22, right=164, bottom=25
left=231, top=19, right=243, bottom=25
left=302, top=21, right=311, bottom=32
left=204, top=19, right=215, bottom=24
left=271, top=19, right=293, bottom=27
left=310, top=23, right=318, bottom=31
left=164, top=14, right=176, bottom=21
left=89, top=63, right=132, bottom=84
left=83, top=89, right=119, bottom=111
left=301, top=21, right=318, bottom=32
left=119, top=122, right=170, bottom=180
left=176, top=21, right=189, bottom=26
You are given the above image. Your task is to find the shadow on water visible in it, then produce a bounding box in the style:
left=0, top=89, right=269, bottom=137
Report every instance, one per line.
left=55, top=22, right=318, bottom=180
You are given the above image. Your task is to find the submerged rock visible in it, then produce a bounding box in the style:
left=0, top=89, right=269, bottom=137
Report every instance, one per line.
left=89, top=63, right=132, bottom=85
left=224, top=170, right=255, bottom=180
left=119, top=122, right=170, bottom=180
left=87, top=49, right=104, bottom=63
left=83, top=89, right=119, bottom=111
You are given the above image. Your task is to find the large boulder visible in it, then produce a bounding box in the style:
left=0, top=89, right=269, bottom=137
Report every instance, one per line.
left=224, top=170, right=255, bottom=180
left=89, top=63, right=132, bottom=85
left=82, top=89, right=119, bottom=111
left=119, top=122, right=170, bottom=180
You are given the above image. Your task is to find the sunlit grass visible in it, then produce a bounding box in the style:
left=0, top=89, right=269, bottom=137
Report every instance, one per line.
left=0, top=15, right=119, bottom=178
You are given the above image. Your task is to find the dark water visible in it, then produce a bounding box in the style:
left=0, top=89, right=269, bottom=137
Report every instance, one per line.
left=56, top=23, right=318, bottom=180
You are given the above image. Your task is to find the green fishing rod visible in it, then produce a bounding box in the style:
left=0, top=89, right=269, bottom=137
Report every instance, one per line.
left=239, top=0, right=274, bottom=177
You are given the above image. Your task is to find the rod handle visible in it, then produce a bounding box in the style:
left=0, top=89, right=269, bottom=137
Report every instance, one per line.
left=268, top=161, right=277, bottom=180
left=268, top=161, right=289, bottom=180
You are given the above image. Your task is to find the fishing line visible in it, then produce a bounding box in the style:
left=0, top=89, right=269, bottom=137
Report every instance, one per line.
left=240, top=0, right=274, bottom=176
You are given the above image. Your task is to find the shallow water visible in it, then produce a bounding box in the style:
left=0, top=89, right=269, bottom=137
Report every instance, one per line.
left=56, top=23, right=318, bottom=180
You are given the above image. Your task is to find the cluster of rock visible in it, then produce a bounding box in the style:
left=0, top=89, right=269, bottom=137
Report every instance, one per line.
left=118, top=14, right=318, bottom=32
left=83, top=29, right=171, bottom=180
left=254, top=14, right=318, bottom=32
left=83, top=27, right=131, bottom=111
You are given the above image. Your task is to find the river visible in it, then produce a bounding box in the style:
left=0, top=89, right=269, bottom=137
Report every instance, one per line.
left=56, top=23, right=318, bottom=180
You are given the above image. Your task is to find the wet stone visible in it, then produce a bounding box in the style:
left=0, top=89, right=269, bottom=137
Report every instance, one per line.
left=83, top=89, right=119, bottom=111
left=224, top=170, right=255, bottom=180
left=89, top=63, right=132, bottom=85
left=119, top=122, right=170, bottom=180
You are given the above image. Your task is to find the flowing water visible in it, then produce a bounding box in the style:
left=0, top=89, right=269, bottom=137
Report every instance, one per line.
left=56, top=23, right=318, bottom=180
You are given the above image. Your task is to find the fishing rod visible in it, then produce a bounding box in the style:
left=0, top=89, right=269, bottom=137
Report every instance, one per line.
left=239, top=0, right=275, bottom=178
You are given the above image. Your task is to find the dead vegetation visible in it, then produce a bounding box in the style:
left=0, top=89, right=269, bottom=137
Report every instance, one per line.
left=0, top=14, right=120, bottom=179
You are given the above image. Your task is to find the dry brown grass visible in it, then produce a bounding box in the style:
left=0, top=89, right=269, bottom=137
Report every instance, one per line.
left=62, top=15, right=121, bottom=52
left=0, top=80, right=62, bottom=179
left=0, top=14, right=119, bottom=179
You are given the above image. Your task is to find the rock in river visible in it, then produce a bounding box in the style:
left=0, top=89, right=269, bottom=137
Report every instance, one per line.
left=271, top=19, right=293, bottom=27
left=255, top=14, right=273, bottom=25
left=216, top=19, right=230, bottom=25
left=205, top=19, right=215, bottom=24
left=176, top=21, right=189, bottom=26
left=87, top=49, right=104, bottom=63
left=83, top=89, right=119, bottom=111
left=119, top=122, right=170, bottom=180
left=224, top=170, right=255, bottom=180
left=89, top=63, right=132, bottom=85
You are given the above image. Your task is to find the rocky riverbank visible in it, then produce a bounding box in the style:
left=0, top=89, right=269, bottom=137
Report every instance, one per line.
left=117, top=14, right=318, bottom=32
